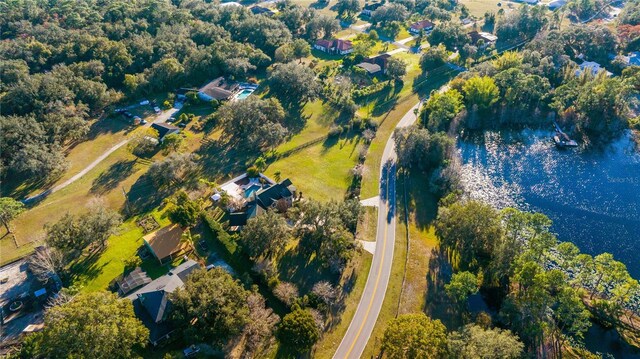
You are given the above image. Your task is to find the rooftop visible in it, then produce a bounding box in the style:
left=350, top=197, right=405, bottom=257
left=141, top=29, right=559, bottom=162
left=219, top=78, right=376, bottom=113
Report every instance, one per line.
left=198, top=77, right=239, bottom=100
left=143, top=224, right=188, bottom=262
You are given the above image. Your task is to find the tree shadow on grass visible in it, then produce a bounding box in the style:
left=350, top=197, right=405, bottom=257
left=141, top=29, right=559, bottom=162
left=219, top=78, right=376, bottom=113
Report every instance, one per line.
left=67, top=250, right=109, bottom=286
left=423, top=247, right=461, bottom=330
left=277, top=247, right=338, bottom=293
left=91, top=159, right=137, bottom=195
left=196, top=137, right=260, bottom=182
left=405, top=172, right=439, bottom=230
left=125, top=175, right=169, bottom=217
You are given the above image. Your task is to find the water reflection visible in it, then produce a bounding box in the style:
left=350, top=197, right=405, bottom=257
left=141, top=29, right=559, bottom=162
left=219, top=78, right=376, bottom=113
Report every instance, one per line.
left=457, top=129, right=640, bottom=278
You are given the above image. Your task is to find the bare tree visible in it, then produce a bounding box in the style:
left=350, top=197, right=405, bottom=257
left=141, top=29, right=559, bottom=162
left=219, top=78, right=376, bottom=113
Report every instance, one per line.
left=28, top=242, right=64, bottom=283
left=312, top=281, right=338, bottom=305
left=242, top=293, right=280, bottom=358
left=273, top=282, right=299, bottom=307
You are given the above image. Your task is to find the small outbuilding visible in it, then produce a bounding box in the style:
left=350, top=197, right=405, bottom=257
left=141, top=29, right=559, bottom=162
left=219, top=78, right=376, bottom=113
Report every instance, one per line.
left=143, top=225, right=192, bottom=265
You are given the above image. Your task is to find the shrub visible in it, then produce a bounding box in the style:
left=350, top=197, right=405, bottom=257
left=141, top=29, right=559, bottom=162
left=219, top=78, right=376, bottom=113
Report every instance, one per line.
left=328, top=125, right=343, bottom=137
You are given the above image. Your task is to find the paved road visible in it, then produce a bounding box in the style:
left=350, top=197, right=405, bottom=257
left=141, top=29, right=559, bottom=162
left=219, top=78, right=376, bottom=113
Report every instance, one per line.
left=23, top=106, right=181, bottom=203
left=333, top=101, right=422, bottom=359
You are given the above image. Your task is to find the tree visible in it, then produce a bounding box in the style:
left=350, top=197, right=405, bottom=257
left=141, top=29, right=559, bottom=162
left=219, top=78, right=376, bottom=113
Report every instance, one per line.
left=168, top=191, right=201, bottom=228
left=435, top=200, right=503, bottom=271
left=171, top=268, right=250, bottom=345
left=336, top=0, right=361, bottom=18
left=24, top=291, right=148, bottom=358
left=312, top=281, right=338, bottom=305
left=161, top=133, right=183, bottom=153
left=306, top=14, right=341, bottom=40
left=27, top=244, right=65, bottom=283
left=146, top=153, right=199, bottom=189
left=0, top=197, right=25, bottom=234
left=240, top=210, right=290, bottom=260
left=371, top=3, right=410, bottom=26
left=46, top=201, right=121, bottom=256
left=445, top=271, right=479, bottom=310
left=128, top=127, right=159, bottom=156
left=386, top=57, right=407, bottom=81
left=421, top=89, right=464, bottom=132
left=447, top=324, right=524, bottom=359
left=292, top=39, right=311, bottom=61
left=273, top=281, right=300, bottom=307
left=393, top=125, right=453, bottom=173
left=268, top=62, right=320, bottom=104
left=420, top=44, right=448, bottom=72
left=217, top=97, right=287, bottom=149
left=462, top=76, right=500, bottom=111
left=243, top=292, right=280, bottom=357
left=277, top=308, right=320, bottom=353
left=381, top=313, right=448, bottom=359
left=428, top=21, right=469, bottom=51
left=318, top=226, right=356, bottom=274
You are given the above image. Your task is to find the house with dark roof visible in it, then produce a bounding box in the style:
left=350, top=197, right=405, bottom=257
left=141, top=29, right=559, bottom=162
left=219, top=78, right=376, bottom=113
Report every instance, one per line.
left=126, top=260, right=200, bottom=345
left=250, top=5, right=276, bottom=16
left=361, top=2, right=382, bottom=16
left=314, top=39, right=354, bottom=55
left=362, top=53, right=391, bottom=74
left=198, top=77, right=240, bottom=102
left=227, top=178, right=296, bottom=227
left=143, top=224, right=193, bottom=264
left=151, top=123, right=180, bottom=142
left=468, top=31, right=497, bottom=47
left=356, top=62, right=382, bottom=75
left=409, top=20, right=434, bottom=34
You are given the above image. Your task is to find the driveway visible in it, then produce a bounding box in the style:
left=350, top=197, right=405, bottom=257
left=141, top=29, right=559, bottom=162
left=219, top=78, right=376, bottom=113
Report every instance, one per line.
left=24, top=105, right=181, bottom=203
left=333, top=101, right=422, bottom=359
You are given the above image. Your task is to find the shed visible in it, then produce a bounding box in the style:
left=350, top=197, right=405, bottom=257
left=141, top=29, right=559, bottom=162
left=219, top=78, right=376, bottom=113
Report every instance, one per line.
left=143, top=225, right=192, bottom=264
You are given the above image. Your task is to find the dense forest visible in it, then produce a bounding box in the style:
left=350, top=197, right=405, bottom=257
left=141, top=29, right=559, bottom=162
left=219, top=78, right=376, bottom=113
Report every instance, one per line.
left=0, top=0, right=338, bottom=185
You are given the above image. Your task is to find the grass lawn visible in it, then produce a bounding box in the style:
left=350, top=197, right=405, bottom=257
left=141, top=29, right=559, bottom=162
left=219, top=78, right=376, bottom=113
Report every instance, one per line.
left=460, top=0, right=520, bottom=18
left=274, top=100, right=341, bottom=153
left=397, top=172, right=439, bottom=314
left=70, top=209, right=172, bottom=292
left=314, top=206, right=377, bottom=358
left=267, top=134, right=363, bottom=202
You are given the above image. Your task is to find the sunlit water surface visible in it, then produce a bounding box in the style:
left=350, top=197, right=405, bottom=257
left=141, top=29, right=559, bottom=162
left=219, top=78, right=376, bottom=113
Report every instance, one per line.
left=457, top=129, right=640, bottom=278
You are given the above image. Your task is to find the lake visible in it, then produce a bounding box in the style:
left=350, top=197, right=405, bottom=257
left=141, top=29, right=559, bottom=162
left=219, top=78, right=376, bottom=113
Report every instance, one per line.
left=457, top=129, right=640, bottom=278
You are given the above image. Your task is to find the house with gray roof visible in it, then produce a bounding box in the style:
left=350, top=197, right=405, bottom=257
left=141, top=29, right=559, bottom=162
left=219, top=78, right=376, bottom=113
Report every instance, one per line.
left=126, top=259, right=200, bottom=345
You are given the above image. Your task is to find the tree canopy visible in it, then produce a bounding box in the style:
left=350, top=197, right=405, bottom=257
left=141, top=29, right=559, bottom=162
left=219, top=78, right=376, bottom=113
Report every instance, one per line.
left=381, top=313, right=448, bottom=359
left=21, top=291, right=148, bottom=359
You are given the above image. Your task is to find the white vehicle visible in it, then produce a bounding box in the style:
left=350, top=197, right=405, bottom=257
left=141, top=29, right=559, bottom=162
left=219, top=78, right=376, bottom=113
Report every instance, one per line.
left=153, top=107, right=161, bottom=114
left=139, top=100, right=150, bottom=105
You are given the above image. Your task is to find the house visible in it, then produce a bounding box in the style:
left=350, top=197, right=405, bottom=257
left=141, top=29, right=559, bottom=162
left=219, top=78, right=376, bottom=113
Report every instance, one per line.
left=313, top=39, right=354, bottom=55
left=117, top=267, right=152, bottom=296
left=548, top=0, right=567, bottom=9
left=143, top=224, right=193, bottom=265
left=198, top=77, right=240, bottom=102
left=226, top=178, right=296, bottom=227
left=362, top=53, right=391, bottom=74
left=623, top=52, right=640, bottom=67
left=219, top=1, right=242, bottom=7
left=409, top=20, right=434, bottom=34
left=356, top=62, right=382, bottom=75
left=126, top=260, right=200, bottom=345
left=575, top=61, right=613, bottom=77
left=250, top=5, right=276, bottom=16
left=468, top=31, right=498, bottom=47
left=361, top=2, right=383, bottom=16
left=151, top=123, right=180, bottom=142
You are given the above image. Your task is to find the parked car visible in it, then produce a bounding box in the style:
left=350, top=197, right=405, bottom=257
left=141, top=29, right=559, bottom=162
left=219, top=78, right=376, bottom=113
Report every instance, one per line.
left=183, top=345, right=200, bottom=357
left=114, top=108, right=125, bottom=114
left=178, top=123, right=187, bottom=128
left=150, top=100, right=157, bottom=107
left=153, top=106, right=161, bottom=114
left=141, top=119, right=148, bottom=125
left=124, top=111, right=134, bottom=118
left=168, top=117, right=176, bottom=123
left=139, top=100, right=150, bottom=105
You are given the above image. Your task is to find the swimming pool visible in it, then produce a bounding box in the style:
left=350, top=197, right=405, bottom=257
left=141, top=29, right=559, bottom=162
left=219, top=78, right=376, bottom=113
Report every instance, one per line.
left=235, top=88, right=254, bottom=100
left=244, top=184, right=262, bottom=198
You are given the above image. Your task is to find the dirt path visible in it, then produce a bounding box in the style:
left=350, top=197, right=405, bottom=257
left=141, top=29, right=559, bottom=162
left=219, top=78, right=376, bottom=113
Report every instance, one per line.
left=23, top=106, right=181, bottom=203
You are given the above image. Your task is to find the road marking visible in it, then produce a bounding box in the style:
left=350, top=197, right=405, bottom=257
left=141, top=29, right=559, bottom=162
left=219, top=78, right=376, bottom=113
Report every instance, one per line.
left=344, top=165, right=392, bottom=358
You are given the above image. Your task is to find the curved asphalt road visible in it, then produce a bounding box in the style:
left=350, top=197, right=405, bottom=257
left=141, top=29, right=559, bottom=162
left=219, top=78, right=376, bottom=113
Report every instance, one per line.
left=333, top=101, right=422, bottom=359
